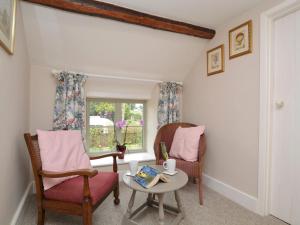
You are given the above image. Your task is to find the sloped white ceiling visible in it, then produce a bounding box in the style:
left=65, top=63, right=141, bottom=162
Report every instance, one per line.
left=21, top=0, right=264, bottom=81
left=21, top=2, right=208, bottom=82
left=100, top=0, right=265, bottom=27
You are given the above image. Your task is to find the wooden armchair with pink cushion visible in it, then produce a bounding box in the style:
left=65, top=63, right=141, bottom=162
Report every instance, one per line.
left=154, top=122, right=206, bottom=205
left=24, top=131, right=122, bottom=225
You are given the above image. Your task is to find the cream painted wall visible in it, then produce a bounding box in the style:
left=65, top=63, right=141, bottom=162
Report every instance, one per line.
left=0, top=3, right=31, bottom=225
left=183, top=0, right=283, bottom=197
left=29, top=65, right=56, bottom=132
left=29, top=65, right=159, bottom=153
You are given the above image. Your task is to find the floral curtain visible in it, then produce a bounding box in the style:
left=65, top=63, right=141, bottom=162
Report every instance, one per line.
left=53, top=71, right=88, bottom=131
left=157, top=82, right=182, bottom=128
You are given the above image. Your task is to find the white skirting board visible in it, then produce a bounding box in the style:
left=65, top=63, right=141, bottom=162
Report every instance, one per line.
left=203, top=174, right=258, bottom=213
left=10, top=181, right=33, bottom=225
left=119, top=171, right=259, bottom=213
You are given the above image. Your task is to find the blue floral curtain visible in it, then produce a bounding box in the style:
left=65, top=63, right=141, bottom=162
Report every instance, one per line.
left=157, top=82, right=182, bottom=128
left=53, top=71, right=88, bottom=131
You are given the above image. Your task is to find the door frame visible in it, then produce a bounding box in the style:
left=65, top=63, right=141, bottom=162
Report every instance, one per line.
left=258, top=0, right=300, bottom=216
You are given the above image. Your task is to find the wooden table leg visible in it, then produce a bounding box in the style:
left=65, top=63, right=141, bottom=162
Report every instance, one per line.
left=157, top=194, right=165, bottom=225
left=152, top=193, right=156, bottom=200
left=122, top=190, right=137, bottom=225
left=175, top=191, right=185, bottom=218
left=147, top=193, right=153, bottom=206
left=126, top=190, right=136, bottom=218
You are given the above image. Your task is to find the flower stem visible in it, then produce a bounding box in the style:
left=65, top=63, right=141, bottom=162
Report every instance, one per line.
left=123, top=125, right=128, bottom=145
left=114, top=123, right=119, bottom=145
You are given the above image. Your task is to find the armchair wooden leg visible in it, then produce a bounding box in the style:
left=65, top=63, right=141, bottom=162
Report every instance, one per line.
left=83, top=211, right=92, bottom=225
left=192, top=177, right=198, bottom=184
left=113, top=184, right=120, bottom=205
left=83, top=199, right=93, bottom=225
left=196, top=175, right=204, bottom=205
left=37, top=207, right=45, bottom=225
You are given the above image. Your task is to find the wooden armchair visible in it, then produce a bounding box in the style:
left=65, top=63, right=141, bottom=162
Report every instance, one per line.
left=24, top=133, right=122, bottom=225
left=154, top=123, right=206, bottom=205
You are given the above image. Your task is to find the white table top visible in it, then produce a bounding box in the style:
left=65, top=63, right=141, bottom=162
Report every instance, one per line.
left=122, top=165, right=188, bottom=194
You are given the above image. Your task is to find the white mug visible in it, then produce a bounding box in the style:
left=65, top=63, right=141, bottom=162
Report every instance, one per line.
left=129, top=160, right=139, bottom=175
left=163, top=159, right=176, bottom=173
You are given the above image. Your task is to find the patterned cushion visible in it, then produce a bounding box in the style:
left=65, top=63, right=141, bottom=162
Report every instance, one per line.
left=44, top=172, right=118, bottom=205
left=158, top=158, right=200, bottom=177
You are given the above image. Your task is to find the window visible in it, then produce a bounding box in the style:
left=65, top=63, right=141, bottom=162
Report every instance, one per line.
left=86, top=98, right=146, bottom=154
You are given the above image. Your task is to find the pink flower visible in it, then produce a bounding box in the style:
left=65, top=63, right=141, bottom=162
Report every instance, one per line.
left=115, top=120, right=127, bottom=129
left=114, top=120, right=128, bottom=146
left=140, top=119, right=144, bottom=126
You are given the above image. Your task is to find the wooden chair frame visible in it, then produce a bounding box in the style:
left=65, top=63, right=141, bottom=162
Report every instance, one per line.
left=154, top=123, right=206, bottom=205
left=24, top=133, right=122, bottom=225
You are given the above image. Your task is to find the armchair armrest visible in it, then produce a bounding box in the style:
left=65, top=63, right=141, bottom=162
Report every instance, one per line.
left=39, top=169, right=98, bottom=199
left=39, top=169, right=98, bottom=178
left=89, top=151, right=122, bottom=160
left=89, top=152, right=121, bottom=173
left=40, top=169, right=97, bottom=200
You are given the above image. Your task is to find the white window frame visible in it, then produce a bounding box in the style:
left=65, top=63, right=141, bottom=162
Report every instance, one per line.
left=86, top=98, right=147, bottom=154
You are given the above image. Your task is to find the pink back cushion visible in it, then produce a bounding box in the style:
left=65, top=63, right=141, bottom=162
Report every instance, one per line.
left=169, top=126, right=205, bottom=162
left=37, top=130, right=92, bottom=190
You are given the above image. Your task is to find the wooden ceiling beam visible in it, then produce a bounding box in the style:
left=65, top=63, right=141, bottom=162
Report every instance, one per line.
left=22, top=0, right=216, bottom=39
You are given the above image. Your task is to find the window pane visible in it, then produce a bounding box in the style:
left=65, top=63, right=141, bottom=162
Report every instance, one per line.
left=122, top=103, right=144, bottom=151
left=87, top=99, right=146, bottom=154
left=88, top=101, right=115, bottom=153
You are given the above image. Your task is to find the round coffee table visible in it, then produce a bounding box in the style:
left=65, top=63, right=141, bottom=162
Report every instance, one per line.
left=122, top=165, right=188, bottom=225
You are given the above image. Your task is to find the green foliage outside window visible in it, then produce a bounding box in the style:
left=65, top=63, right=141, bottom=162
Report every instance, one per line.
left=87, top=100, right=145, bottom=153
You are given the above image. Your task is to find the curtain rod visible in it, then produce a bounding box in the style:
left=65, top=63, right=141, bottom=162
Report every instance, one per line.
left=51, top=69, right=183, bottom=85
left=52, top=69, right=164, bottom=83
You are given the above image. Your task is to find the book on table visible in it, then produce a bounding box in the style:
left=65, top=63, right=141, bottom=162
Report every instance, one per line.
left=133, top=165, right=170, bottom=189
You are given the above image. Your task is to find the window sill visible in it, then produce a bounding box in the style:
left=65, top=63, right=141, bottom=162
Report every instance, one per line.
left=91, top=152, right=156, bottom=167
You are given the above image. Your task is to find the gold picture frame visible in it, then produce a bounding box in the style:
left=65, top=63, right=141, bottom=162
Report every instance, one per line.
left=229, top=20, right=252, bottom=59
left=0, top=0, right=17, bottom=54
left=207, top=44, right=224, bottom=76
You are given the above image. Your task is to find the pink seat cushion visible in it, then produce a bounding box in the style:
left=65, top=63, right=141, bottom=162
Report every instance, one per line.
left=44, top=172, right=118, bottom=205
left=169, top=126, right=205, bottom=162
left=37, top=130, right=92, bottom=190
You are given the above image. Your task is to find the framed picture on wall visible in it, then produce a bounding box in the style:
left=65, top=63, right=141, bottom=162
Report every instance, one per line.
left=207, top=44, right=224, bottom=76
left=229, top=20, right=252, bottom=59
left=0, top=0, right=17, bottom=54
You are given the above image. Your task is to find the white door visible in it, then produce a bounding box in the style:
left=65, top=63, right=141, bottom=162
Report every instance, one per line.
left=270, top=9, right=300, bottom=225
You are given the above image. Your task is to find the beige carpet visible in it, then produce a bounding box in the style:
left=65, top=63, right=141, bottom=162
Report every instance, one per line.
left=20, top=182, right=287, bottom=225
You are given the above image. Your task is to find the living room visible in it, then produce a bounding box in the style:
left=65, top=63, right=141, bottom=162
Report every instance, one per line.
left=1, top=0, right=300, bottom=225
